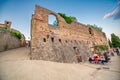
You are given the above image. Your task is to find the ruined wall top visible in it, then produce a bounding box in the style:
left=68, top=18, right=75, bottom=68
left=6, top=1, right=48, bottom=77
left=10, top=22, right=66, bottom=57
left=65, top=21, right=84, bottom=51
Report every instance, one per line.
left=31, top=5, right=108, bottom=47
left=33, top=5, right=66, bottom=24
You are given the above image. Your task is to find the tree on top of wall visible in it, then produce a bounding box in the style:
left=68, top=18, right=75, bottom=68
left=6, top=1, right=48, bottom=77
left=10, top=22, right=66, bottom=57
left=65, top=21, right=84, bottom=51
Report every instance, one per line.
left=0, top=27, right=22, bottom=39
left=87, top=24, right=102, bottom=32
left=58, top=13, right=77, bottom=24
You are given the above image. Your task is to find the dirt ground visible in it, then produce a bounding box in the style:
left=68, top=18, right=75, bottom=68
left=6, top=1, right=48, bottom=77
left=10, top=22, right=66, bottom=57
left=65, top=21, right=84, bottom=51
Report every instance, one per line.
left=0, top=47, right=120, bottom=80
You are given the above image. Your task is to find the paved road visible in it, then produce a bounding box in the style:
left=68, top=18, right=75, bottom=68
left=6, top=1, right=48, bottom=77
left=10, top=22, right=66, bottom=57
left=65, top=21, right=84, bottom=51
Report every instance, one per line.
left=0, top=47, right=120, bottom=80
left=0, top=47, right=30, bottom=61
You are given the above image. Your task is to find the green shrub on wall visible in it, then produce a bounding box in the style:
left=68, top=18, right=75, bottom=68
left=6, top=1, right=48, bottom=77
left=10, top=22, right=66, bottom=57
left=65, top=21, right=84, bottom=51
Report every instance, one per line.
left=10, top=30, right=22, bottom=39
left=0, top=25, right=7, bottom=30
left=94, top=45, right=108, bottom=51
left=0, top=26, right=22, bottom=39
left=58, top=13, right=77, bottom=24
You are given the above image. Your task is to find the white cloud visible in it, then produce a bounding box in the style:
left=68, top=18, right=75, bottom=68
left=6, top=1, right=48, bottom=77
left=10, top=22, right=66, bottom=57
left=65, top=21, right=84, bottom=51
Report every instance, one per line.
left=103, top=0, right=120, bottom=20
left=103, top=8, right=118, bottom=19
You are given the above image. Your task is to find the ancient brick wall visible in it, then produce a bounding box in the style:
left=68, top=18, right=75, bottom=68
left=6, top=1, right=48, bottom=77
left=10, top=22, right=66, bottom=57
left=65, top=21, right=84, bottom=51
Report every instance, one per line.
left=31, top=5, right=108, bottom=63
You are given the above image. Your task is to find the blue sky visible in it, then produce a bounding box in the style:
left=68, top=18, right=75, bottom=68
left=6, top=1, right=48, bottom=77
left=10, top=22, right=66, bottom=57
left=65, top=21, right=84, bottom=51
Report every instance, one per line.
left=0, top=0, right=120, bottom=40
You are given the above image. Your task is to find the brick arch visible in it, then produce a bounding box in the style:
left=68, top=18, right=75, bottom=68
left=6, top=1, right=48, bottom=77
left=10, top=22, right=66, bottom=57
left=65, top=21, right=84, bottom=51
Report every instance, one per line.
left=48, top=13, right=59, bottom=28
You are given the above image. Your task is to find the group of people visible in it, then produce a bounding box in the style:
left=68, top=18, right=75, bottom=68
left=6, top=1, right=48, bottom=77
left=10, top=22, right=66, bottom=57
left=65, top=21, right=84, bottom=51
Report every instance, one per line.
left=109, top=48, right=120, bottom=56
left=88, top=48, right=120, bottom=65
left=88, top=52, right=110, bottom=65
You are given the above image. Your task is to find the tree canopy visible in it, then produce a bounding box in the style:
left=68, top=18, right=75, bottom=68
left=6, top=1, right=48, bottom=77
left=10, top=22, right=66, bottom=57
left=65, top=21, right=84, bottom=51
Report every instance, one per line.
left=108, top=39, right=113, bottom=48
left=110, top=33, right=120, bottom=48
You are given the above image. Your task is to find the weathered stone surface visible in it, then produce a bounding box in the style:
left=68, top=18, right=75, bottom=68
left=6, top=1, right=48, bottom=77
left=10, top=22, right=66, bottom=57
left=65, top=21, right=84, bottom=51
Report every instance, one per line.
left=0, top=29, right=21, bottom=52
left=31, top=5, right=108, bottom=63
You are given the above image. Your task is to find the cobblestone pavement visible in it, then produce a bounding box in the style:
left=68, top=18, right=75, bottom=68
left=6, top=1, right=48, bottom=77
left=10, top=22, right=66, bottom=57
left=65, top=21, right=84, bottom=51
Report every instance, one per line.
left=0, top=47, right=120, bottom=80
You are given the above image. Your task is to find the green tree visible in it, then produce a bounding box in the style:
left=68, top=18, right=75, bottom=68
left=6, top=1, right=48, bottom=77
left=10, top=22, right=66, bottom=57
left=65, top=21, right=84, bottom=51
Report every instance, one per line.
left=53, top=20, right=58, bottom=27
left=111, top=33, right=120, bottom=48
left=10, top=30, right=22, bottom=39
left=108, top=39, right=112, bottom=48
left=69, top=16, right=77, bottom=21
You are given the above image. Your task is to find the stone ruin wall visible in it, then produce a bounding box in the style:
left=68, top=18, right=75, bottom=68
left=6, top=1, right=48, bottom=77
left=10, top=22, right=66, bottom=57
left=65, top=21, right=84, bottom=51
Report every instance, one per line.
left=31, top=5, right=108, bottom=63
left=0, top=29, right=21, bottom=52
left=0, top=21, right=26, bottom=52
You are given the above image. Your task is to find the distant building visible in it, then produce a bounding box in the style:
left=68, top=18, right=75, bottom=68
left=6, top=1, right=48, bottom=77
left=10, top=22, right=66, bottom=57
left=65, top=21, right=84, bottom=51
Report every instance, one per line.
left=0, top=21, right=11, bottom=29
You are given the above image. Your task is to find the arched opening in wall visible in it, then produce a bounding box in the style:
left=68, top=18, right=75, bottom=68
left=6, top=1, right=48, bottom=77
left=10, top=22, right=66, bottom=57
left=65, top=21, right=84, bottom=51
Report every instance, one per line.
left=73, top=47, right=77, bottom=50
left=65, top=40, right=67, bottom=43
left=43, top=38, right=46, bottom=42
left=51, top=37, right=54, bottom=42
left=59, top=39, right=61, bottom=43
left=89, top=28, right=93, bottom=36
left=48, top=14, right=58, bottom=28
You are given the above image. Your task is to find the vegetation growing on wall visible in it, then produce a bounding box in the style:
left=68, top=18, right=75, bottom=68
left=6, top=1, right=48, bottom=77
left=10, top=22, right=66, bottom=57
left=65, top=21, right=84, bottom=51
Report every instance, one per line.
left=87, top=24, right=102, bottom=32
left=94, top=45, right=108, bottom=51
left=10, top=30, right=22, bottom=39
left=0, top=26, right=22, bottom=39
left=58, top=13, right=77, bottom=24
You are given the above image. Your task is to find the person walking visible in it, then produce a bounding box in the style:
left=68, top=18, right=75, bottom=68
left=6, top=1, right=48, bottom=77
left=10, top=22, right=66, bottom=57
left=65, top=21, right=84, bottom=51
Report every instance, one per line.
left=103, top=52, right=108, bottom=63
left=116, top=48, right=120, bottom=56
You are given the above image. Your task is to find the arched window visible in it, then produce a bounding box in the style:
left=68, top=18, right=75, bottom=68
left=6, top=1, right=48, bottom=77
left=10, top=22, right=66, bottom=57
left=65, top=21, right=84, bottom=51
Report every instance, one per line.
left=59, top=39, right=61, bottom=43
left=48, top=14, right=58, bottom=27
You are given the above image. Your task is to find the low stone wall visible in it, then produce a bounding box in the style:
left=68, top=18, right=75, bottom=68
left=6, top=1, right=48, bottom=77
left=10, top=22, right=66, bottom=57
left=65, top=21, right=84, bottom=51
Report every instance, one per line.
left=0, top=29, right=21, bottom=52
